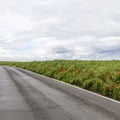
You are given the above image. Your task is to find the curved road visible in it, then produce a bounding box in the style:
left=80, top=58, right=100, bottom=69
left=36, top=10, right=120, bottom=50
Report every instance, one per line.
left=0, top=66, right=120, bottom=120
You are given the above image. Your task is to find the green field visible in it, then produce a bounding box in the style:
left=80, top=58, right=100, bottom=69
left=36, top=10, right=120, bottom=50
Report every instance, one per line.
left=0, top=60, right=120, bottom=101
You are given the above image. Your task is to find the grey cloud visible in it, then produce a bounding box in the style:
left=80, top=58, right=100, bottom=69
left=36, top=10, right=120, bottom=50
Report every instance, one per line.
left=0, top=0, right=120, bottom=61
left=51, top=47, right=72, bottom=54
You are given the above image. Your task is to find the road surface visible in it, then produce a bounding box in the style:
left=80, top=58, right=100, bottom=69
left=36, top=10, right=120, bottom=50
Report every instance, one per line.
left=0, top=66, right=120, bottom=120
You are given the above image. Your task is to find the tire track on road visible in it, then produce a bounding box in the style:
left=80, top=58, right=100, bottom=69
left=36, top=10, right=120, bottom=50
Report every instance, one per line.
left=4, top=66, right=75, bottom=120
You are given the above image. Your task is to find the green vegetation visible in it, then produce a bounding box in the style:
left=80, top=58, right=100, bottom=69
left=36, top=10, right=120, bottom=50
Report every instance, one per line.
left=0, top=60, right=120, bottom=101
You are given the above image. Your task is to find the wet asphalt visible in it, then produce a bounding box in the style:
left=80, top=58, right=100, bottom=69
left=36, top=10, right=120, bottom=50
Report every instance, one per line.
left=0, top=66, right=120, bottom=120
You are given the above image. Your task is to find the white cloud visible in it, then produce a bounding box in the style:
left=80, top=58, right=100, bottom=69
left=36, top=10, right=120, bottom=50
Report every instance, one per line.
left=0, top=0, right=120, bottom=61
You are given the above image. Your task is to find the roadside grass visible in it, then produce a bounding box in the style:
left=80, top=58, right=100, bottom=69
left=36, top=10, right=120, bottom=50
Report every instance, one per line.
left=0, top=60, right=120, bottom=101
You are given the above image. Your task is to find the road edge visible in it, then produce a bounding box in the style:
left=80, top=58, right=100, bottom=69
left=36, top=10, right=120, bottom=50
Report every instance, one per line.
left=11, top=66, right=120, bottom=118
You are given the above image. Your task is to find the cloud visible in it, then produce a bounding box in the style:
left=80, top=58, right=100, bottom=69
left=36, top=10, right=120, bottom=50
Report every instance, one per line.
left=0, top=0, right=120, bottom=61
left=94, top=37, right=120, bottom=59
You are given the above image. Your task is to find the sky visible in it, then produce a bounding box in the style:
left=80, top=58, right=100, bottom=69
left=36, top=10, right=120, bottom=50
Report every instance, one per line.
left=0, top=0, right=120, bottom=61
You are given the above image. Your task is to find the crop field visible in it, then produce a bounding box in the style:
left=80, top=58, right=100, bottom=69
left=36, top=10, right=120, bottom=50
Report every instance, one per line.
left=0, top=60, right=120, bottom=101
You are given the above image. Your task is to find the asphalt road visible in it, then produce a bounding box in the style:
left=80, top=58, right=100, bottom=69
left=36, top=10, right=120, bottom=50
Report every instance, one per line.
left=0, top=66, right=120, bottom=120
